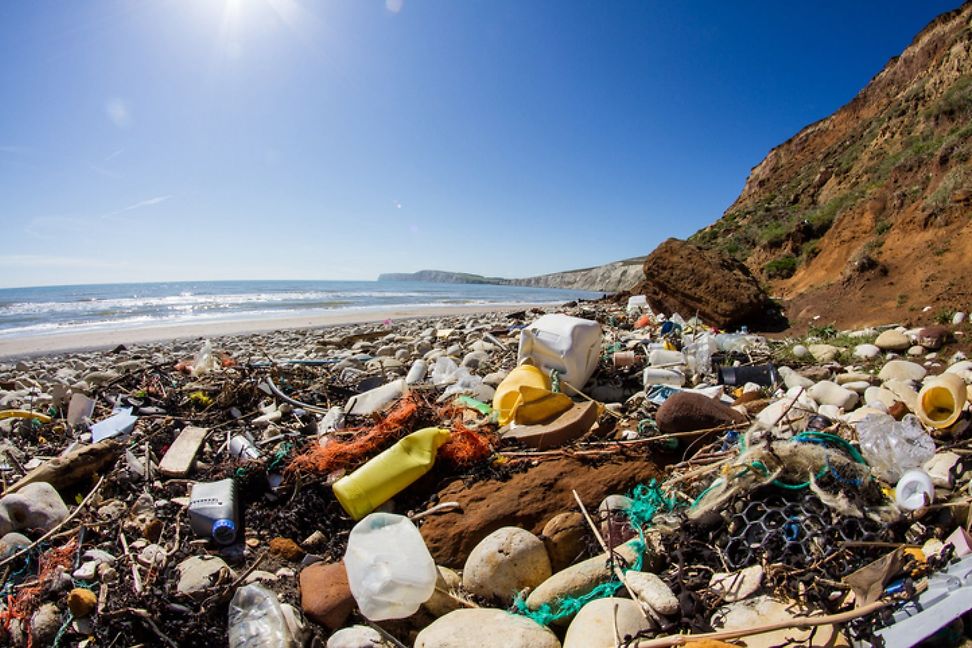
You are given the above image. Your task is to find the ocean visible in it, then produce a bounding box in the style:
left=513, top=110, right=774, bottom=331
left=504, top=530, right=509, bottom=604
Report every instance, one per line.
left=0, top=280, right=605, bottom=339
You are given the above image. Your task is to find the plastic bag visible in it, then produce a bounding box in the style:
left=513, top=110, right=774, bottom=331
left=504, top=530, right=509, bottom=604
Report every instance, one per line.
left=228, top=583, right=304, bottom=648
left=431, top=357, right=467, bottom=386
left=344, top=513, right=437, bottom=620
left=856, top=413, right=936, bottom=482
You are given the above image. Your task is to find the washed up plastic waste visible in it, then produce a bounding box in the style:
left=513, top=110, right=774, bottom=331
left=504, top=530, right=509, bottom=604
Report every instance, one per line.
left=405, top=359, right=428, bottom=385
left=343, top=513, right=437, bottom=620
left=191, top=340, right=220, bottom=377
left=317, top=406, right=345, bottom=436
left=228, top=583, right=305, bottom=648
left=90, top=408, right=138, bottom=443
left=916, top=372, right=968, bottom=429
left=229, top=434, right=261, bottom=460
left=626, top=295, right=648, bottom=313
left=643, top=367, right=686, bottom=388
left=332, top=427, right=451, bottom=520
left=188, top=478, right=240, bottom=545
left=431, top=356, right=465, bottom=386
left=856, top=413, right=936, bottom=482
left=66, top=393, right=96, bottom=426
left=895, top=469, right=934, bottom=511
left=874, top=554, right=972, bottom=646
left=717, top=363, right=779, bottom=387
left=346, top=379, right=406, bottom=417
left=517, top=314, right=602, bottom=388
left=493, top=364, right=572, bottom=426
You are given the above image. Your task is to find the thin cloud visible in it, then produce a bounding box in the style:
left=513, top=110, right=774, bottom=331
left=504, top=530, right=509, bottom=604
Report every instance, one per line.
left=105, top=98, right=132, bottom=129
left=100, top=194, right=172, bottom=220
left=104, top=148, right=125, bottom=162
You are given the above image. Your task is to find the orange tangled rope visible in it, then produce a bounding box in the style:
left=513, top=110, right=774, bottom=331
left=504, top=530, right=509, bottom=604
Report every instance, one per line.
left=1, top=539, right=77, bottom=648
left=287, top=394, right=419, bottom=475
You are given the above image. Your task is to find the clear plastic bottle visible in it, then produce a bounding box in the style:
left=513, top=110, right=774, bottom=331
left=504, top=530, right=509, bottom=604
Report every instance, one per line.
left=228, top=583, right=304, bottom=648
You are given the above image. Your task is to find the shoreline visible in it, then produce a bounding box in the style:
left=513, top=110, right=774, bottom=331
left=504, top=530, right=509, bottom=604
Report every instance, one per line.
left=0, top=303, right=544, bottom=359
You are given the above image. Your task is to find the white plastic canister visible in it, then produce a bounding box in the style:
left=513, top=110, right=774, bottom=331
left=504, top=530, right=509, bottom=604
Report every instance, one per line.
left=343, top=513, right=437, bottom=620
left=517, top=314, right=602, bottom=388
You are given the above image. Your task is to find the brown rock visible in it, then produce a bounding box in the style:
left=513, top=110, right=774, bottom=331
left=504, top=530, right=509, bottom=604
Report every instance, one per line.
left=541, top=512, right=588, bottom=572
left=655, top=392, right=747, bottom=434
left=631, top=238, right=779, bottom=330
left=421, top=456, right=662, bottom=567
left=918, top=325, right=951, bottom=350
left=269, top=537, right=305, bottom=562
left=299, top=562, right=354, bottom=630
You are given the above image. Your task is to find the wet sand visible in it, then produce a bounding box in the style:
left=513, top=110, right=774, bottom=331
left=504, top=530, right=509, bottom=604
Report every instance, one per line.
left=0, top=304, right=539, bottom=359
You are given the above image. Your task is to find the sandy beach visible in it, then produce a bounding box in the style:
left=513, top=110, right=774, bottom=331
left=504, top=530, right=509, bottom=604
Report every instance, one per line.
left=0, top=303, right=543, bottom=359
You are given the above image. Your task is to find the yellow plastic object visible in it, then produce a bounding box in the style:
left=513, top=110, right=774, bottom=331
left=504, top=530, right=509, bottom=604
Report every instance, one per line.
left=916, top=373, right=968, bottom=429
left=333, top=427, right=451, bottom=520
left=0, top=409, right=52, bottom=424
left=510, top=385, right=574, bottom=425
left=493, top=365, right=551, bottom=426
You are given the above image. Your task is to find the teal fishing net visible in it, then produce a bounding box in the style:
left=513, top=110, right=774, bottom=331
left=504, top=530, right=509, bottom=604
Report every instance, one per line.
left=512, top=480, right=678, bottom=625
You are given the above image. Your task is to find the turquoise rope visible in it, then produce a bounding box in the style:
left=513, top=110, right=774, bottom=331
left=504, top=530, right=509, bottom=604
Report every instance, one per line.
left=512, top=480, right=677, bottom=626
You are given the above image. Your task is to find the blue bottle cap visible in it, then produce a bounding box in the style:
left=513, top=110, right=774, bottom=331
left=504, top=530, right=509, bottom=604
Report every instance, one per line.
left=211, top=518, right=237, bottom=545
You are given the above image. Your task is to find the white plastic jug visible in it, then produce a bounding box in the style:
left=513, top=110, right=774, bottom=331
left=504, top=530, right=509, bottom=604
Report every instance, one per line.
left=517, top=314, right=602, bottom=388
left=343, top=513, right=436, bottom=620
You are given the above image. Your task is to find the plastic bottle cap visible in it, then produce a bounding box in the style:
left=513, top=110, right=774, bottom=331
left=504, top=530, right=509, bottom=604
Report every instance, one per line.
left=211, top=518, right=237, bottom=545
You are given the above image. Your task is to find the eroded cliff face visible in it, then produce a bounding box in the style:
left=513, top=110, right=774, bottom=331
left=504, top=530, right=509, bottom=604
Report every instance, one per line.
left=509, top=258, right=646, bottom=293
left=691, top=3, right=972, bottom=329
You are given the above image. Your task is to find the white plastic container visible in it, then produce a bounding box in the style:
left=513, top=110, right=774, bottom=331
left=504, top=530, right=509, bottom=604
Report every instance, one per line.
left=343, top=513, right=437, bottom=620
left=626, top=295, right=648, bottom=312
left=648, top=349, right=686, bottom=368
left=517, top=314, right=602, bottom=388
left=895, top=469, right=934, bottom=511
left=643, top=368, right=686, bottom=388
left=405, top=359, right=428, bottom=385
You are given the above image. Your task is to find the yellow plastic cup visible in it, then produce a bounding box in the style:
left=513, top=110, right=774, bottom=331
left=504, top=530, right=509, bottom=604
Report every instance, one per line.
left=493, top=365, right=551, bottom=426
left=333, top=427, right=451, bottom=520
left=916, top=373, right=968, bottom=429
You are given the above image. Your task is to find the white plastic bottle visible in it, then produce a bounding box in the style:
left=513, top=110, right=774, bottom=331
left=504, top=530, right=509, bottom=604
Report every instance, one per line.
left=343, top=513, right=437, bottom=620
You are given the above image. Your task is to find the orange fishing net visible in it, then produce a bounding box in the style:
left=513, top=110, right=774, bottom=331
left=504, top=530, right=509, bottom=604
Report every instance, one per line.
left=435, top=402, right=496, bottom=467
left=438, top=420, right=494, bottom=466
left=1, top=539, right=77, bottom=648
left=287, top=394, right=419, bottom=475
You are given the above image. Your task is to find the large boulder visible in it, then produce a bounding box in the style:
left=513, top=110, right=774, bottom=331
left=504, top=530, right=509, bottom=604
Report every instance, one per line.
left=632, top=238, right=780, bottom=330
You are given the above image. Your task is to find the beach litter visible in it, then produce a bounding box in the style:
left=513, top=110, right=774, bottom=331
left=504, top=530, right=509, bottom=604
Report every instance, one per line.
left=2, top=299, right=972, bottom=646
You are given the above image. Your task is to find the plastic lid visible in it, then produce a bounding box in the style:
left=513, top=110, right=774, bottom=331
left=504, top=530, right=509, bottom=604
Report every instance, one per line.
left=211, top=518, right=237, bottom=545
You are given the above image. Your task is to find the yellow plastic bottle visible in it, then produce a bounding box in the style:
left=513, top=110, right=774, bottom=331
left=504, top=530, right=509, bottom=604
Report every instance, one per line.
left=333, top=427, right=451, bottom=520
left=493, top=364, right=552, bottom=426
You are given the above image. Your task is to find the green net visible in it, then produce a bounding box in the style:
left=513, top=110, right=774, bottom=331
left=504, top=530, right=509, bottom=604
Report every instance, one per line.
left=512, top=480, right=678, bottom=625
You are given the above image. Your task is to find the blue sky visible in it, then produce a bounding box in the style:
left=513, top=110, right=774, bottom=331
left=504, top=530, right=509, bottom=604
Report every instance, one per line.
left=0, top=0, right=961, bottom=288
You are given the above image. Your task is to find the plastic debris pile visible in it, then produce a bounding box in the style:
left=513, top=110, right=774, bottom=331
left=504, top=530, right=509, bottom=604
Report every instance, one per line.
left=1, top=299, right=972, bottom=646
